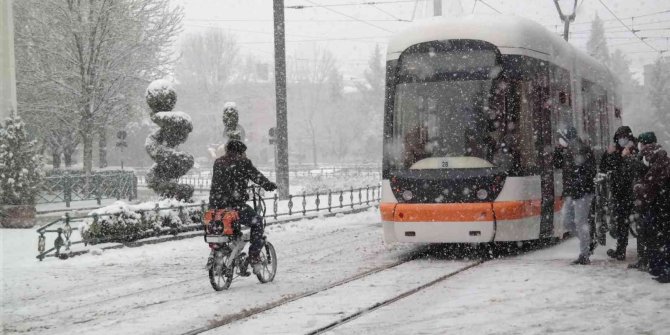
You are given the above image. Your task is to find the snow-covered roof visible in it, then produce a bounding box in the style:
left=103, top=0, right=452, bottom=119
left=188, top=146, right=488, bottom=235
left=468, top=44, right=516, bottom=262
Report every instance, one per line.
left=387, top=15, right=614, bottom=87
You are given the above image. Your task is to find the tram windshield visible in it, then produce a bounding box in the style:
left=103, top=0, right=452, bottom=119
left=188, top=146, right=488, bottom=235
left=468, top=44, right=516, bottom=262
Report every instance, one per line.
left=391, top=47, right=515, bottom=171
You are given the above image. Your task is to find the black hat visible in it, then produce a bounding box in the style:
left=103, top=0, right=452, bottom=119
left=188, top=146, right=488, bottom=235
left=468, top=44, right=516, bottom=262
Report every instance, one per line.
left=225, top=140, right=247, bottom=154
left=638, top=132, right=657, bottom=145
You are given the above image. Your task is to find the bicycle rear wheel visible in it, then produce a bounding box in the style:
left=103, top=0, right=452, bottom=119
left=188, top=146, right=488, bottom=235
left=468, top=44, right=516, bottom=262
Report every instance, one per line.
left=256, top=241, right=277, bottom=283
left=209, top=250, right=233, bottom=291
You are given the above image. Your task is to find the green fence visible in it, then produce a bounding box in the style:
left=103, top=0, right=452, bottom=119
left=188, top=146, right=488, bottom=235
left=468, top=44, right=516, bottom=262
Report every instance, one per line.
left=38, top=171, right=137, bottom=207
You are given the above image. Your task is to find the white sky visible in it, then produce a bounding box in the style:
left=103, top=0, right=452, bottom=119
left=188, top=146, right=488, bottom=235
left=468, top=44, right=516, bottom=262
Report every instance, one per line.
left=175, top=0, right=669, bottom=82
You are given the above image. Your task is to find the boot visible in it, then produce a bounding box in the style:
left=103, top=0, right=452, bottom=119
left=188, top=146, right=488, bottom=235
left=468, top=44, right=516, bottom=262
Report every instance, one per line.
left=238, top=253, right=251, bottom=277
left=571, top=255, right=590, bottom=265
left=607, top=249, right=626, bottom=261
left=249, top=254, right=262, bottom=276
left=653, top=274, right=670, bottom=283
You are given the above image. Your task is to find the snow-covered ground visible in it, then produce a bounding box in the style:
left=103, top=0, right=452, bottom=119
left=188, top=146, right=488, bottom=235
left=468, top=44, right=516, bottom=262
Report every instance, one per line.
left=2, top=210, right=668, bottom=335
left=327, top=239, right=670, bottom=335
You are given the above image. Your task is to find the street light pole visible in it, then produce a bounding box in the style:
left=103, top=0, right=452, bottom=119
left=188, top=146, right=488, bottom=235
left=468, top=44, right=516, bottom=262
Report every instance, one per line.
left=553, top=0, right=578, bottom=41
left=273, top=0, right=290, bottom=199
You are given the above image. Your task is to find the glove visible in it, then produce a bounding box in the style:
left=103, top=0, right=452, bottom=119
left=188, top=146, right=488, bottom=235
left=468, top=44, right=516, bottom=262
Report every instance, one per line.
left=264, top=182, right=277, bottom=192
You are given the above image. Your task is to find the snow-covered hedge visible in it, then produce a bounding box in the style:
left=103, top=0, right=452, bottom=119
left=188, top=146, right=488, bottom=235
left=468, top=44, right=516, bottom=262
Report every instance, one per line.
left=79, top=199, right=203, bottom=243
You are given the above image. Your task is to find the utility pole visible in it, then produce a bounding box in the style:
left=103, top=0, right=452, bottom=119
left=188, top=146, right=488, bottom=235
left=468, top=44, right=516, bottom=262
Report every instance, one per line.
left=273, top=0, right=290, bottom=199
left=433, top=0, right=442, bottom=16
left=553, top=0, right=578, bottom=41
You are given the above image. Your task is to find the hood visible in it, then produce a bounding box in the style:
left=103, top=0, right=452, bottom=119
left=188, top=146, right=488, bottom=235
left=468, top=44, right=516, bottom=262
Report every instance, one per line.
left=641, top=144, right=667, bottom=164
left=613, top=126, right=633, bottom=142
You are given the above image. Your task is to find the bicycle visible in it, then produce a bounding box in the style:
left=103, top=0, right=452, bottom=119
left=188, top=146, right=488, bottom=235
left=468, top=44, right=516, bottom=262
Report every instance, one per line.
left=203, top=185, right=277, bottom=291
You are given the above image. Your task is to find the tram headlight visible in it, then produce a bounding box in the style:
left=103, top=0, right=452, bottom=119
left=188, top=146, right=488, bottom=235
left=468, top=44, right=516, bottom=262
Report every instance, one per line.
left=402, top=190, right=414, bottom=201
left=476, top=189, right=488, bottom=200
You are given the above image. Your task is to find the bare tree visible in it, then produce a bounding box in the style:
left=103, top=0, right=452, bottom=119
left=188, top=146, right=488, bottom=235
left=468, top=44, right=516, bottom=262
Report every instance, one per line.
left=175, top=29, right=239, bottom=109
left=14, top=0, right=182, bottom=173
left=288, top=48, right=337, bottom=167
left=354, top=45, right=385, bottom=161
left=174, top=29, right=239, bottom=156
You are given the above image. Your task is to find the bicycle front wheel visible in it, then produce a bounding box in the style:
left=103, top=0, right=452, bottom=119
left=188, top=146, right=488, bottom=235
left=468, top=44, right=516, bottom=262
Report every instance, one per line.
left=256, top=241, right=277, bottom=283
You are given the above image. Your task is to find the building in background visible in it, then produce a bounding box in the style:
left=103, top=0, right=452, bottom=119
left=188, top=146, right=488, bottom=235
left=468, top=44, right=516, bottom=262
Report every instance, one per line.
left=0, top=0, right=16, bottom=120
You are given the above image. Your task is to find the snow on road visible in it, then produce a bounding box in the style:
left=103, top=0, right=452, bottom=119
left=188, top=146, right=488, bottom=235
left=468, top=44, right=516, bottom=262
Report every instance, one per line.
left=2, top=209, right=418, bottom=335
left=3, top=210, right=669, bottom=335
left=206, top=260, right=476, bottom=335
left=326, top=238, right=670, bottom=335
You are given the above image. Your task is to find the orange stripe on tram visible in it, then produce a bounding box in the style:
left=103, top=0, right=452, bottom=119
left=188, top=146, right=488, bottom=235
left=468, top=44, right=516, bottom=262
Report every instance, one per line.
left=392, top=203, right=494, bottom=222
left=388, top=200, right=561, bottom=222
left=380, top=202, right=396, bottom=221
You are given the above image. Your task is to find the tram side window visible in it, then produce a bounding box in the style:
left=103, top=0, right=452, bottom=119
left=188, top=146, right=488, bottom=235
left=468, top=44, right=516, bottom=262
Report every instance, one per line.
left=599, top=97, right=610, bottom=150
left=515, top=81, right=539, bottom=174
left=582, top=80, right=600, bottom=148
left=551, top=67, right=573, bottom=139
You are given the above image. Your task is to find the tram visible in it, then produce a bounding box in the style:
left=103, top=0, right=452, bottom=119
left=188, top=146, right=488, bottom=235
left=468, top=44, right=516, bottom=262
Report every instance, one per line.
left=381, top=15, right=621, bottom=244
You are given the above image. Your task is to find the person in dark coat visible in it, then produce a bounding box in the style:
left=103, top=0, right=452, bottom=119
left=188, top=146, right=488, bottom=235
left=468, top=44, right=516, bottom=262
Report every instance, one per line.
left=554, top=126, right=597, bottom=265
left=633, top=132, right=670, bottom=283
left=600, top=126, right=637, bottom=260
left=209, top=140, right=277, bottom=273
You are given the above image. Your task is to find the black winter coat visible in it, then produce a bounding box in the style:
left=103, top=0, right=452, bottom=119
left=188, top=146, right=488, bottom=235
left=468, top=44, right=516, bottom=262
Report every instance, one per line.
left=600, top=151, right=636, bottom=205
left=209, top=154, right=274, bottom=209
left=553, top=139, right=597, bottom=199
left=600, top=126, right=638, bottom=206
left=634, top=146, right=670, bottom=219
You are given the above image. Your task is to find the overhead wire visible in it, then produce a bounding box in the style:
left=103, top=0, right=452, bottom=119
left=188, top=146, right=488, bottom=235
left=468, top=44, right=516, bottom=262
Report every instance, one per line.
left=184, top=24, right=389, bottom=44
left=597, top=0, right=659, bottom=52
left=370, top=4, right=411, bottom=22
left=285, top=0, right=427, bottom=9
left=477, top=0, right=502, bottom=14
left=185, top=18, right=413, bottom=22
left=570, top=8, right=670, bottom=25
left=301, top=0, right=395, bottom=33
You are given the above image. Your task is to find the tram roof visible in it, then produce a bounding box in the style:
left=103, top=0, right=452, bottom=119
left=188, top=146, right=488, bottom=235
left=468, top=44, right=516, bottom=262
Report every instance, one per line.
left=387, top=15, right=614, bottom=86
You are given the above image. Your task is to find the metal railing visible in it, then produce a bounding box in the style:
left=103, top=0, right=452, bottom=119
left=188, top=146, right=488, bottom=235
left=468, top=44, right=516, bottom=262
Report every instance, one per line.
left=35, top=184, right=382, bottom=261
left=135, top=166, right=381, bottom=190
left=38, top=172, right=138, bottom=207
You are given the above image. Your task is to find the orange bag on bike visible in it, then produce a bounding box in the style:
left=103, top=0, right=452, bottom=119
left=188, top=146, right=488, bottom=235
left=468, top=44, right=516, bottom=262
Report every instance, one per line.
left=204, top=209, right=240, bottom=236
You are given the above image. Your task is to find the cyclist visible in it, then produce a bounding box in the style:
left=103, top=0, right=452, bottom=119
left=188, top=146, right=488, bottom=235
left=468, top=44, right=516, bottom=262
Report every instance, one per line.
left=209, top=140, right=277, bottom=275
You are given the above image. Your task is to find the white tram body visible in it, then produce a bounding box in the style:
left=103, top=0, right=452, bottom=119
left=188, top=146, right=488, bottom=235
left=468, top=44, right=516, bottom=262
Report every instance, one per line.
left=381, top=15, right=621, bottom=244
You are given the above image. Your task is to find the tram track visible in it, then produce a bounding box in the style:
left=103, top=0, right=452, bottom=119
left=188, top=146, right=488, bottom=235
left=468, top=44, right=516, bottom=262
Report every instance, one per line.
left=191, top=241, right=555, bottom=335
left=180, top=247, right=431, bottom=335
left=306, top=260, right=485, bottom=335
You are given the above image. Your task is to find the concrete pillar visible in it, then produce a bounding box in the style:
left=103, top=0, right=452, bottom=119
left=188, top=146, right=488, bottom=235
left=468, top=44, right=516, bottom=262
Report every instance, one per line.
left=0, top=0, right=17, bottom=120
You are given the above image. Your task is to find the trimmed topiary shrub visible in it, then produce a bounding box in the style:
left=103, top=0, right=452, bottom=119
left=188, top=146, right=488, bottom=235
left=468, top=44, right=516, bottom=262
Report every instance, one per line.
left=144, top=80, right=194, bottom=201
